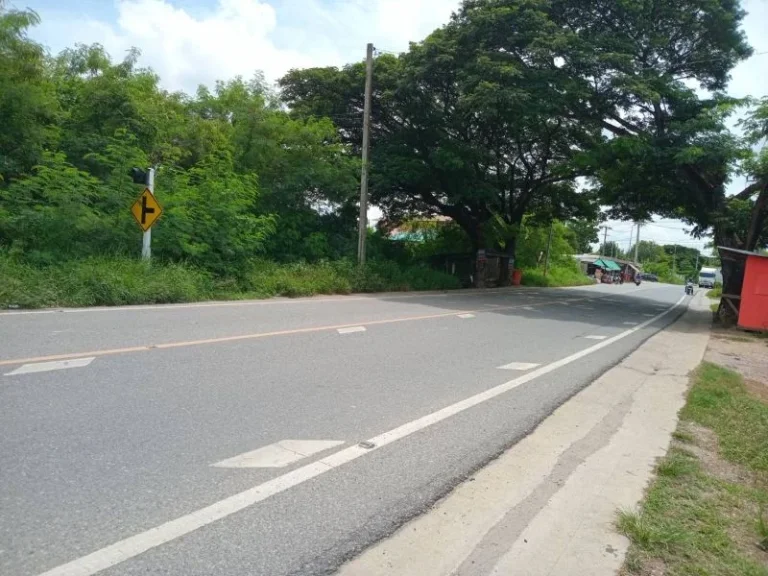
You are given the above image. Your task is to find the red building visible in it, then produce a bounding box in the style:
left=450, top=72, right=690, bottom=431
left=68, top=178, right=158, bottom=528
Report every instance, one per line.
left=718, top=247, right=768, bottom=331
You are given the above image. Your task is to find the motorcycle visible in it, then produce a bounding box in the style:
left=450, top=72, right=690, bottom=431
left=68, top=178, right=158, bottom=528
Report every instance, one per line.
left=685, top=282, right=694, bottom=295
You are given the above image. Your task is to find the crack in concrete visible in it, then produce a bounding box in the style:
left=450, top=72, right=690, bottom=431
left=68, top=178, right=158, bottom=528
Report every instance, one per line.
left=453, top=377, right=646, bottom=576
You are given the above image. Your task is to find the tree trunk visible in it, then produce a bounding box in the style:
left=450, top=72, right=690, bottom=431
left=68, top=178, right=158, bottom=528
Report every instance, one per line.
left=498, top=236, right=518, bottom=287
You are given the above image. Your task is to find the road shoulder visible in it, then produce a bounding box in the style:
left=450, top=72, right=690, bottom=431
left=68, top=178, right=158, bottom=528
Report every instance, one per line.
left=337, top=291, right=711, bottom=576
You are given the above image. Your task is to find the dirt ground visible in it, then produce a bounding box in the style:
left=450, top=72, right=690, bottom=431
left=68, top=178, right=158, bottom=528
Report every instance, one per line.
left=706, top=328, right=768, bottom=400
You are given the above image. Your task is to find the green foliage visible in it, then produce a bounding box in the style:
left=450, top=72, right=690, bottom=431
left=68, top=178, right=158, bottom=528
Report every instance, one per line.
left=0, top=5, right=58, bottom=182
left=619, top=363, right=768, bottom=576
left=682, top=362, right=768, bottom=472
left=520, top=264, right=593, bottom=288
left=0, top=252, right=461, bottom=308
left=0, top=254, right=215, bottom=308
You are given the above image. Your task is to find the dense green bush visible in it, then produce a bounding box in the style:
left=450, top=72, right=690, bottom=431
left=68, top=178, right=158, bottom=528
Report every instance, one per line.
left=0, top=254, right=461, bottom=308
left=0, top=255, right=215, bottom=307
left=520, top=263, right=593, bottom=288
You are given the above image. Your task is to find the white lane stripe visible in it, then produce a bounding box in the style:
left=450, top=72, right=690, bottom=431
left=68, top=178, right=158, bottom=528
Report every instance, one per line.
left=337, top=326, right=366, bottom=334
left=212, top=440, right=345, bottom=469
left=643, top=314, right=655, bottom=317
left=4, top=357, right=95, bottom=376
left=497, top=362, right=540, bottom=371
left=522, top=306, right=536, bottom=311
left=34, top=296, right=684, bottom=576
left=623, top=322, right=639, bottom=326
left=584, top=335, right=608, bottom=340
left=457, top=314, right=475, bottom=319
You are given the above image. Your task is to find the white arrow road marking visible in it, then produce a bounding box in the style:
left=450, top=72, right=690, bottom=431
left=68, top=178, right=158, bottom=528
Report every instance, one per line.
left=4, top=357, right=95, bottom=376
left=497, top=362, right=541, bottom=371
left=34, top=295, right=684, bottom=576
left=212, top=440, right=345, bottom=469
left=337, top=326, right=366, bottom=334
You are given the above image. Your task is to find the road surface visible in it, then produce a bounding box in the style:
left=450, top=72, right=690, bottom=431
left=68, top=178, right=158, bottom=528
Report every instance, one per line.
left=0, top=283, right=687, bottom=576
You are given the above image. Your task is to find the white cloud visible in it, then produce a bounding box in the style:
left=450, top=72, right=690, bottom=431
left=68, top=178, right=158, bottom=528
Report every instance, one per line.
left=31, top=0, right=460, bottom=94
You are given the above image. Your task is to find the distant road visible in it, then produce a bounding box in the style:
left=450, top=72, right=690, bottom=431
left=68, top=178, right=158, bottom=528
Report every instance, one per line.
left=0, top=283, right=686, bottom=576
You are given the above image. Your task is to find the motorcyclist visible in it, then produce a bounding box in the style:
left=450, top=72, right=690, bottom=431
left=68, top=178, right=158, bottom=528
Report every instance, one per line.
left=685, top=278, right=694, bottom=295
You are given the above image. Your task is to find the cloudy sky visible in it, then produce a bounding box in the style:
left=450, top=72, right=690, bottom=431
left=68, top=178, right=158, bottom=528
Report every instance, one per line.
left=16, top=0, right=768, bottom=254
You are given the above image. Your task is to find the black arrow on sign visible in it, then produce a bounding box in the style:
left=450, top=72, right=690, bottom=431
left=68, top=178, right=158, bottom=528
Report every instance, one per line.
left=141, top=194, right=155, bottom=225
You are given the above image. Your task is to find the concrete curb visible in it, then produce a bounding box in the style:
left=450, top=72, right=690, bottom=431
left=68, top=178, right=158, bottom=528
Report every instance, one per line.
left=337, top=291, right=711, bottom=576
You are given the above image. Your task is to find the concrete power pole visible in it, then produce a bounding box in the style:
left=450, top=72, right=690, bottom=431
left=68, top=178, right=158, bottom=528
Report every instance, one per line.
left=357, top=43, right=374, bottom=266
left=543, top=221, right=554, bottom=276
left=599, top=225, right=611, bottom=256
left=633, top=222, right=641, bottom=264
left=142, top=167, right=155, bottom=261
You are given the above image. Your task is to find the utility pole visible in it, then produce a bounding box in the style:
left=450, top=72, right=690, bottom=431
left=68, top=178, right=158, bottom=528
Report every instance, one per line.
left=357, top=43, right=374, bottom=266
left=599, top=225, right=611, bottom=256
left=672, top=244, right=678, bottom=279
left=694, top=252, right=699, bottom=276
left=543, top=221, right=554, bottom=276
left=633, top=222, right=641, bottom=264
left=142, top=167, right=155, bottom=261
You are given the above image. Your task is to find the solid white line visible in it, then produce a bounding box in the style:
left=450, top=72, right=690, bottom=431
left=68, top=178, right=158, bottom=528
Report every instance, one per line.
left=584, top=335, right=608, bottom=340
left=212, top=440, right=345, bottom=469
left=34, top=296, right=684, bottom=576
left=497, top=362, right=541, bottom=371
left=457, top=314, right=475, bottom=319
left=337, top=326, right=366, bottom=334
left=4, top=357, right=95, bottom=376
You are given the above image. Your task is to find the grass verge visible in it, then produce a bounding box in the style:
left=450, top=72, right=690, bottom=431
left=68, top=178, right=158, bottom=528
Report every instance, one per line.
left=618, top=362, right=768, bottom=575
left=0, top=254, right=461, bottom=308
left=520, top=265, right=594, bottom=288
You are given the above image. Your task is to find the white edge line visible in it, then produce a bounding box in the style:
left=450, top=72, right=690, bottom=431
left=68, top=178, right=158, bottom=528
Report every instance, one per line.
left=34, top=295, right=685, bottom=576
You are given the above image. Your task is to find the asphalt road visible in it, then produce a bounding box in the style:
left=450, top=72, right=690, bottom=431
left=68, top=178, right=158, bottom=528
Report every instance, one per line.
left=0, top=283, right=689, bottom=576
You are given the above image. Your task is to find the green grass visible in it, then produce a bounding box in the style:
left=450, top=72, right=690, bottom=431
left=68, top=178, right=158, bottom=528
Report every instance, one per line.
left=520, top=265, right=594, bottom=288
left=682, top=363, right=768, bottom=471
left=619, top=363, right=768, bottom=576
left=707, top=286, right=723, bottom=299
left=0, top=254, right=462, bottom=308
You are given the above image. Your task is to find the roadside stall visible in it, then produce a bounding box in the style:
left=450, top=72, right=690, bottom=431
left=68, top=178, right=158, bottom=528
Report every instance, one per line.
left=718, top=247, right=768, bottom=331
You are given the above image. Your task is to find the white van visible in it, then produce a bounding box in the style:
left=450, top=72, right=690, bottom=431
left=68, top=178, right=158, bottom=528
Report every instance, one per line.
left=698, top=267, right=719, bottom=289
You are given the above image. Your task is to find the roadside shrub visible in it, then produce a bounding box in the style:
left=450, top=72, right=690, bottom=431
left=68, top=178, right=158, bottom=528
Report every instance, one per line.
left=0, top=253, right=214, bottom=308
left=520, top=264, right=593, bottom=287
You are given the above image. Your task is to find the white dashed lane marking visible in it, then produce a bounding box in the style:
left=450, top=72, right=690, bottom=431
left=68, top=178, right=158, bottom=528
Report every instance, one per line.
left=337, top=326, right=366, bottom=334
left=584, top=335, right=608, bottom=340
left=4, top=357, right=95, bottom=376
left=457, top=314, right=475, bottom=319
left=497, top=362, right=541, bottom=371
left=212, top=440, right=345, bottom=469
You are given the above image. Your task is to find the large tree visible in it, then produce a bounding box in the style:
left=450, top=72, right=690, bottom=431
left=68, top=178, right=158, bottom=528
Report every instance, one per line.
left=538, top=0, right=759, bottom=310
left=281, top=1, right=598, bottom=285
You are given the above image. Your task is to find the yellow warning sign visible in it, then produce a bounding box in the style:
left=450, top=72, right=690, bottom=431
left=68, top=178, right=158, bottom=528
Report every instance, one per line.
left=130, top=188, right=163, bottom=232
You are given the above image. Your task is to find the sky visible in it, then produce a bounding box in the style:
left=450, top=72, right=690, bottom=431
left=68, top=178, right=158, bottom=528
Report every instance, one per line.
left=15, top=0, right=768, bottom=254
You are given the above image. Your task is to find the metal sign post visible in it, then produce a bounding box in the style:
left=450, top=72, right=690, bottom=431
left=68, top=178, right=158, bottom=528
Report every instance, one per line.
left=142, top=168, right=155, bottom=261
